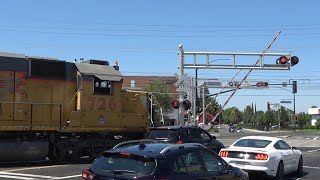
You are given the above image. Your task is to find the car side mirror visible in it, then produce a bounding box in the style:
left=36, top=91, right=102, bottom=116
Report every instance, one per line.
left=291, top=146, right=297, bottom=150
left=212, top=135, right=216, bottom=140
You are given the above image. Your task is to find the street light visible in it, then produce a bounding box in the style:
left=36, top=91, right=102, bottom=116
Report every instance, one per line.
left=195, top=59, right=231, bottom=99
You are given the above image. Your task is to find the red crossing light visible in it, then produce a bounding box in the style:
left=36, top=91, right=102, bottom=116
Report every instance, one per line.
left=172, top=100, right=179, bottom=109
left=256, top=81, right=269, bottom=87
left=276, top=56, right=289, bottom=65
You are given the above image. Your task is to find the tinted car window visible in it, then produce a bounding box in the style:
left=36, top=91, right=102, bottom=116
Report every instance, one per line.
left=200, top=130, right=211, bottom=141
left=233, top=139, right=271, bottom=148
left=179, top=152, right=205, bottom=172
left=274, top=140, right=290, bottom=150
left=180, top=129, right=188, bottom=139
left=199, top=151, right=225, bottom=174
left=189, top=129, right=202, bottom=139
left=91, top=152, right=156, bottom=177
left=146, top=129, right=178, bottom=140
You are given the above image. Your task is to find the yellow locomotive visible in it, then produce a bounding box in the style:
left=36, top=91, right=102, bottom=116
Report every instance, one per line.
left=0, top=52, right=149, bottom=162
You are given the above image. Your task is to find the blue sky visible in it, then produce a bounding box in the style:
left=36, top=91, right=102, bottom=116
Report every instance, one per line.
left=1, top=0, right=319, bottom=113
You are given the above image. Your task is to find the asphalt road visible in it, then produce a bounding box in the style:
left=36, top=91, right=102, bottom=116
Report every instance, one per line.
left=0, top=129, right=319, bottom=180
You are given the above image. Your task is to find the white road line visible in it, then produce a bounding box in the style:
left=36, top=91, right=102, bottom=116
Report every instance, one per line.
left=53, top=174, right=82, bottom=179
left=0, top=172, right=53, bottom=179
left=304, top=165, right=320, bottom=170
left=0, top=174, right=34, bottom=180
left=307, top=148, right=320, bottom=153
left=4, top=165, right=67, bottom=172
left=314, top=137, right=318, bottom=140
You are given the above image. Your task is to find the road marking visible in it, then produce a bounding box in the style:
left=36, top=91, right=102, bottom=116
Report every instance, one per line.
left=314, top=137, right=318, bottom=140
left=4, top=165, right=68, bottom=172
left=0, top=174, right=34, bottom=180
left=307, top=148, right=320, bottom=153
left=53, top=174, right=82, bottom=179
left=0, top=172, right=53, bottom=179
left=304, top=166, right=320, bottom=170
left=0, top=172, right=81, bottom=180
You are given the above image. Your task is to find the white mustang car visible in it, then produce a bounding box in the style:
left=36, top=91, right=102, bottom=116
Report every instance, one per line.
left=219, top=136, right=303, bottom=179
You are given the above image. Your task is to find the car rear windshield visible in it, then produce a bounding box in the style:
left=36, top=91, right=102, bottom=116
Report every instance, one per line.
left=91, top=152, right=156, bottom=177
left=233, top=139, right=272, bottom=148
left=145, top=129, right=178, bottom=140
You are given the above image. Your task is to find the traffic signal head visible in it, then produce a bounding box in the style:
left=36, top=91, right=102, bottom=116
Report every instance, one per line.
left=290, top=56, right=299, bottom=66
left=183, top=99, right=191, bottom=110
left=276, top=56, right=289, bottom=65
left=292, top=80, right=297, bottom=93
left=267, top=102, right=270, bottom=110
left=172, top=100, right=179, bottom=109
left=256, top=81, right=269, bottom=87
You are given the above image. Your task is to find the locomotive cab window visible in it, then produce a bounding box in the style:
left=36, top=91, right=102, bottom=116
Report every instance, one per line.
left=94, top=77, right=112, bottom=95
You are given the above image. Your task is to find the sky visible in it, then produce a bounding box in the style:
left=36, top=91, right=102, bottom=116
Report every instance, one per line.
left=0, top=0, right=319, bottom=113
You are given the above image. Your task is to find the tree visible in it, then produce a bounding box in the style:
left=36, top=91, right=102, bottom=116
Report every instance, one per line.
left=297, top=112, right=311, bottom=128
left=311, top=105, right=318, bottom=108
left=197, top=86, right=221, bottom=122
left=254, top=111, right=265, bottom=125
left=279, top=106, right=290, bottom=128
left=243, top=105, right=254, bottom=124
left=143, top=79, right=173, bottom=111
left=264, top=109, right=275, bottom=126
left=223, top=107, right=242, bottom=124
left=143, top=79, right=173, bottom=125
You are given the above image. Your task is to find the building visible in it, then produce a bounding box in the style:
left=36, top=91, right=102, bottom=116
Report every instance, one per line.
left=122, top=76, right=179, bottom=126
left=308, top=107, right=320, bottom=126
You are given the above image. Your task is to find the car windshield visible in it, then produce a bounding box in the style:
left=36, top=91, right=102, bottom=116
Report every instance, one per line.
left=91, top=152, right=156, bottom=177
left=145, top=129, right=178, bottom=140
left=233, top=139, right=272, bottom=148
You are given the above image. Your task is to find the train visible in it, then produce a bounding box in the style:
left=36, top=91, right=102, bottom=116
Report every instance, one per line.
left=0, top=52, right=150, bottom=162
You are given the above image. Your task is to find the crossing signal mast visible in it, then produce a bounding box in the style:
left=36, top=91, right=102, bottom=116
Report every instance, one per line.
left=176, top=32, right=300, bottom=126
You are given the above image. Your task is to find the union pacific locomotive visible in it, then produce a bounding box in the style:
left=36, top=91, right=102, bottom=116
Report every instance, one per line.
left=0, top=52, right=149, bottom=162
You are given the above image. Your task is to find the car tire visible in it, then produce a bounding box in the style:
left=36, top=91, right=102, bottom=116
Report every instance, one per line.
left=296, top=156, right=303, bottom=177
left=275, top=161, right=284, bottom=180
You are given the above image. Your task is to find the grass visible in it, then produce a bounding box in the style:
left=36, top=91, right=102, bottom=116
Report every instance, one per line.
left=295, top=129, right=320, bottom=133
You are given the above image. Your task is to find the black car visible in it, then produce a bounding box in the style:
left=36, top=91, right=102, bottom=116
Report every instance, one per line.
left=82, top=142, right=249, bottom=180
left=144, top=125, right=225, bottom=154
left=229, top=126, right=237, bottom=133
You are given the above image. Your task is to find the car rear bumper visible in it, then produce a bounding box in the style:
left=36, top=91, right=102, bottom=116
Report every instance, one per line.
left=228, top=161, right=276, bottom=177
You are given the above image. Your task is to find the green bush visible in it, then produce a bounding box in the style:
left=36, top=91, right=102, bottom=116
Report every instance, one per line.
left=303, top=124, right=315, bottom=129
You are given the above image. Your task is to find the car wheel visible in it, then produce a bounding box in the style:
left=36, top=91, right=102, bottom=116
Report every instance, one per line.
left=296, top=156, right=303, bottom=177
left=275, top=161, right=284, bottom=180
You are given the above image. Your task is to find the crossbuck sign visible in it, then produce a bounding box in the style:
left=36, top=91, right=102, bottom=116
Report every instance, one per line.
left=174, top=75, right=192, bottom=92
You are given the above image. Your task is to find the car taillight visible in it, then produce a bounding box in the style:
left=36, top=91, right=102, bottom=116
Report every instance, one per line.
left=176, top=140, right=183, bottom=144
left=219, top=150, right=229, bottom=157
left=255, top=153, right=268, bottom=160
left=82, top=169, right=96, bottom=180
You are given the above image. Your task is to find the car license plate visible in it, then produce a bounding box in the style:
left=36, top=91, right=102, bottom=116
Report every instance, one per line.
left=234, top=161, right=246, bottom=166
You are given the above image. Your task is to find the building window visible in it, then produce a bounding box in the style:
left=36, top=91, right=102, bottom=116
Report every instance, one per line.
left=130, top=80, right=135, bottom=88
left=94, top=77, right=112, bottom=95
